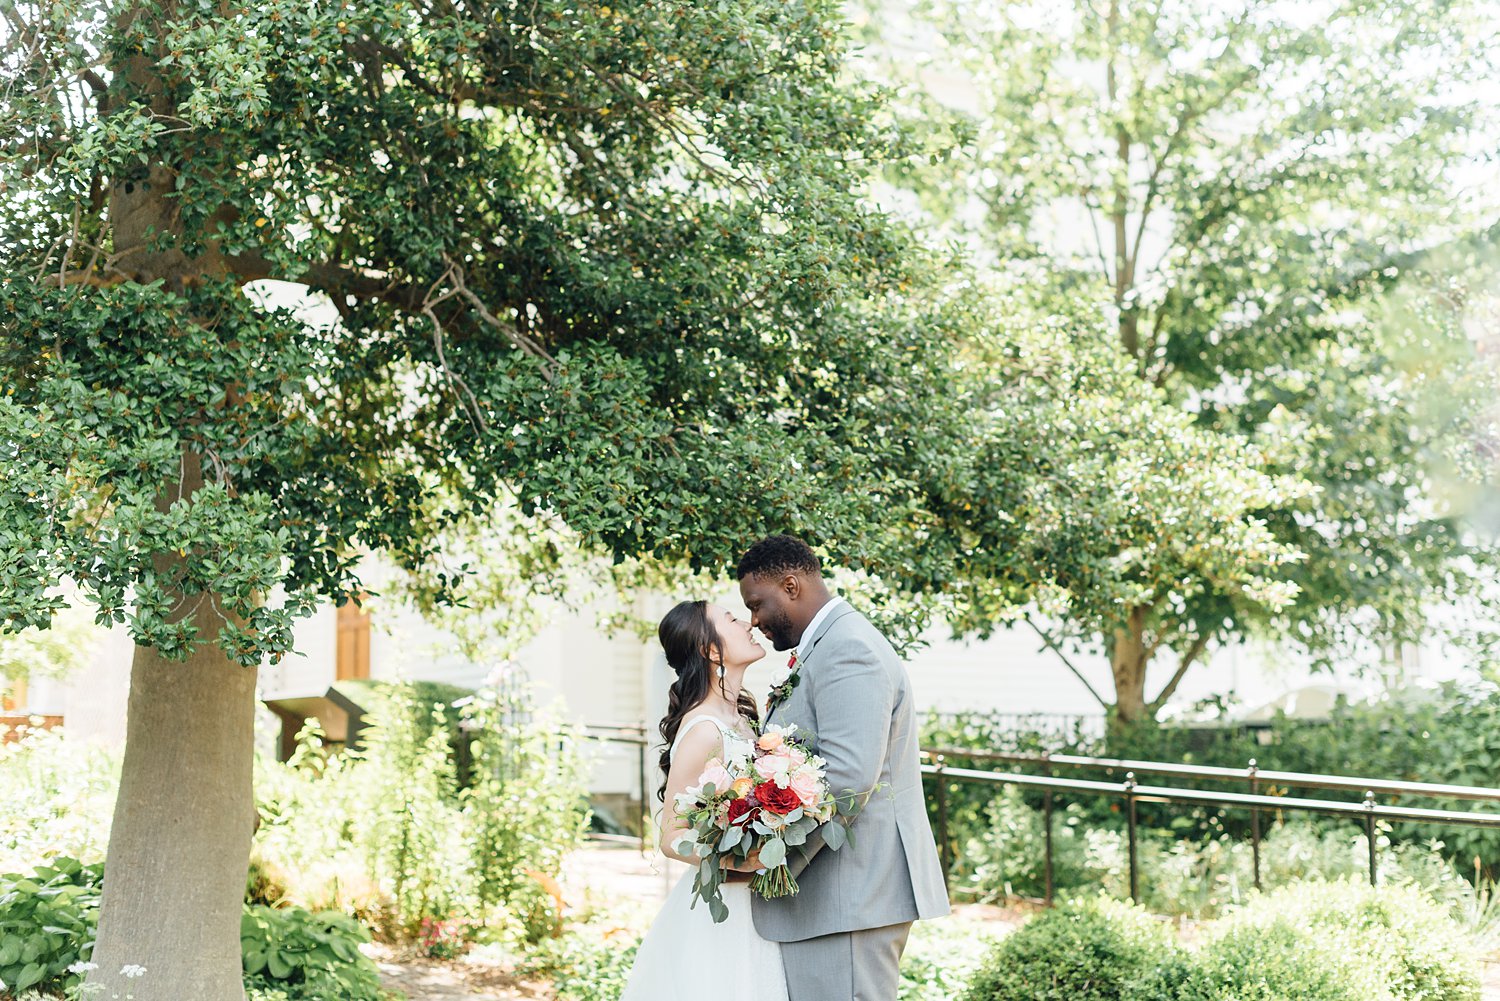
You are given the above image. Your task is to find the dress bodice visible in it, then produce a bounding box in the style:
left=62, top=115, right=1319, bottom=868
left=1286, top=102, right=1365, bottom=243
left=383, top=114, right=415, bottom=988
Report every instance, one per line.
left=669, top=713, right=755, bottom=763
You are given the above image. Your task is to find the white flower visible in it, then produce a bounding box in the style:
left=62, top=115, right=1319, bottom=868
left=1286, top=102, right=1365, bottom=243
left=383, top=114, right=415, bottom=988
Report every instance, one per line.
left=120, top=965, right=147, bottom=979
left=68, top=961, right=99, bottom=974
left=768, top=661, right=792, bottom=687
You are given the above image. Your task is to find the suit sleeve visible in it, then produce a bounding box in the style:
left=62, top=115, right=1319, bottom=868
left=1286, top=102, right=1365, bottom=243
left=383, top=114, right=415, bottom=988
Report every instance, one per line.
left=788, top=638, right=894, bottom=877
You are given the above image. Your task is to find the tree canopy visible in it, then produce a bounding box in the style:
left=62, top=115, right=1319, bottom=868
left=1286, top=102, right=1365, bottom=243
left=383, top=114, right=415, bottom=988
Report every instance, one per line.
left=867, top=0, right=1500, bottom=720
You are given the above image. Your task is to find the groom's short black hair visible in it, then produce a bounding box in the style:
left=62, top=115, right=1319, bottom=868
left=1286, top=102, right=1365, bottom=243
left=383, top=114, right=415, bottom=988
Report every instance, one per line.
left=737, top=535, right=821, bottom=580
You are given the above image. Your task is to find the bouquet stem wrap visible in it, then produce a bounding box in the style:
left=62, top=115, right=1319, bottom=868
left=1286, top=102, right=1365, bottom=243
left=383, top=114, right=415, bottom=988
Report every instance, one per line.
left=750, top=866, right=799, bottom=899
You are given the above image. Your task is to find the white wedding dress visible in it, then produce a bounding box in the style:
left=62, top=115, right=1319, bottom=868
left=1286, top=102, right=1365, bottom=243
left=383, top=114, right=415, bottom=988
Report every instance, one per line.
left=619, top=714, right=789, bottom=1001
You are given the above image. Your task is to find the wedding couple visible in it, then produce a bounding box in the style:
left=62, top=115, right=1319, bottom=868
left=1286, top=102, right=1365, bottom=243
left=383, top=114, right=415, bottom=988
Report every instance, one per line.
left=620, top=535, right=949, bottom=1001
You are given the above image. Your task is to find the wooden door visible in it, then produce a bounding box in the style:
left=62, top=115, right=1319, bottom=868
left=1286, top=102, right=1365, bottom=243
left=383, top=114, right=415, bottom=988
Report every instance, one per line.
left=335, top=598, right=371, bottom=681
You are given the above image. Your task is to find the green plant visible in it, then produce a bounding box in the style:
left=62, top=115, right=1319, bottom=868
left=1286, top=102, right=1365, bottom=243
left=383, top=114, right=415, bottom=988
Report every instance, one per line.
left=0, top=727, right=119, bottom=876
left=457, top=677, right=589, bottom=944
left=926, top=687, right=1500, bottom=889
left=1134, top=880, right=1482, bottom=1001
left=240, top=904, right=382, bottom=1001
left=961, top=895, right=1179, bottom=1001
left=0, top=857, right=102, bottom=996
left=898, top=915, right=1005, bottom=1001
left=251, top=678, right=588, bottom=946
left=528, top=927, right=640, bottom=1001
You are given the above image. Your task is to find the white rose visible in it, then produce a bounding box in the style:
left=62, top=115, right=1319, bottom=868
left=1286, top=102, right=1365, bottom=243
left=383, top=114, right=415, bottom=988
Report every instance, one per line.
left=769, top=662, right=792, bottom=687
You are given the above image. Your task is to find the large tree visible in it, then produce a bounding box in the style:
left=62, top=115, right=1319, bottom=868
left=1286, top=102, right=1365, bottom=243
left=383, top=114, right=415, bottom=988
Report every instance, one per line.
left=0, top=0, right=965, bottom=995
left=875, top=0, right=1500, bottom=723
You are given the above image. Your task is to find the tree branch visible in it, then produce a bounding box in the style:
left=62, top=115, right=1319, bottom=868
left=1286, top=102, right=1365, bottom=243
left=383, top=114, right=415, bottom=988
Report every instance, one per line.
left=1024, top=613, right=1110, bottom=710
left=1147, top=632, right=1210, bottom=712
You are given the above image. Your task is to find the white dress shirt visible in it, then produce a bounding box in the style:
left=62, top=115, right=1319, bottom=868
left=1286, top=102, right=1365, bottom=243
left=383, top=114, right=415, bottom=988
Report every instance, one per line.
left=793, top=595, right=845, bottom=661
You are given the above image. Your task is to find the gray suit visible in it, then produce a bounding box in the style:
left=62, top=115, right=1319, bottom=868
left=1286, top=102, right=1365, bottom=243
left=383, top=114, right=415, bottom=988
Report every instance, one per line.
left=752, top=603, right=949, bottom=1000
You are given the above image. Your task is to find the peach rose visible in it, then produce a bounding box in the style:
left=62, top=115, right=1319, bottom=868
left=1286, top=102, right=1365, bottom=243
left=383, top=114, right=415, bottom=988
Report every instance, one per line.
left=788, top=769, right=822, bottom=807
left=756, top=730, right=786, bottom=752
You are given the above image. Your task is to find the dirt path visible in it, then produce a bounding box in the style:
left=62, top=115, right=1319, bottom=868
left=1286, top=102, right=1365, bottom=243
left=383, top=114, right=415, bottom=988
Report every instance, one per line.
left=367, top=941, right=550, bottom=1001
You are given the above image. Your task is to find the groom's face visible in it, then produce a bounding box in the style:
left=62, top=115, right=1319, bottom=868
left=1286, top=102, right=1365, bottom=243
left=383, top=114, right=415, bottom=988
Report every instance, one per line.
left=739, top=573, right=799, bottom=652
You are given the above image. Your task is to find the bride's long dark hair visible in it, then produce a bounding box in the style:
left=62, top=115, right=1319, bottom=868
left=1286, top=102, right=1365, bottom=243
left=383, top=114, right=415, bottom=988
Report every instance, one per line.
left=656, top=600, right=759, bottom=802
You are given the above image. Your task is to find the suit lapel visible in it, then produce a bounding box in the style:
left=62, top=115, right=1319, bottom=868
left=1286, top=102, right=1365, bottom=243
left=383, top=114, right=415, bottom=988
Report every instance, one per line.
left=766, top=603, right=856, bottom=725
left=797, top=603, right=856, bottom=670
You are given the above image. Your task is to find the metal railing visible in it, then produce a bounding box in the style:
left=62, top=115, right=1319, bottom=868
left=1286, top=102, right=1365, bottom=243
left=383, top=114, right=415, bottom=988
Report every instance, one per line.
left=581, top=722, right=654, bottom=850
left=924, top=749, right=1500, bottom=903
left=578, top=724, right=1500, bottom=905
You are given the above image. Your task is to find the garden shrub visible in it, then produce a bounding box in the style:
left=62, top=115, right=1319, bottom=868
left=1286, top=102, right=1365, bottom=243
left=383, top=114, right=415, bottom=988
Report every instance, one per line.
left=1210, top=880, right=1480, bottom=1001
left=0, top=860, right=380, bottom=1001
left=0, top=858, right=100, bottom=997
left=0, top=727, right=118, bottom=875
left=528, top=927, right=640, bottom=1001
left=240, top=904, right=383, bottom=1001
left=1130, top=879, right=1481, bottom=1001
left=960, top=895, right=1178, bottom=1001
left=252, top=678, right=589, bottom=946
left=1138, top=921, right=1387, bottom=1001
left=898, top=916, right=1004, bottom=1001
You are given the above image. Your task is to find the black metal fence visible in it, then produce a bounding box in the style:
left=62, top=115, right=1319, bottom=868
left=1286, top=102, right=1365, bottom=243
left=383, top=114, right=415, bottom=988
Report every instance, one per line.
left=579, top=724, right=1500, bottom=905
left=925, top=749, right=1500, bottom=902
left=581, top=721, right=654, bottom=850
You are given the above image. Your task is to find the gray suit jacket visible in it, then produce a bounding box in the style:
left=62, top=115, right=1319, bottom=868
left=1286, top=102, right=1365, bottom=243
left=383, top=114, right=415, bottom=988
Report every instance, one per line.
left=750, top=603, right=950, bottom=942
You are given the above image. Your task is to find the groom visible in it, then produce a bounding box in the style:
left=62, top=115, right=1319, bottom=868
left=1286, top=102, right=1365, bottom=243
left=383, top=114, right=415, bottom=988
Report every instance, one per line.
left=738, top=535, right=949, bottom=1001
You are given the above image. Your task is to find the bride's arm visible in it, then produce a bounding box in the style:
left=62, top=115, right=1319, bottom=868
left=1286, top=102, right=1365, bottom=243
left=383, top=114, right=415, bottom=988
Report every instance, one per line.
left=657, top=725, right=722, bottom=866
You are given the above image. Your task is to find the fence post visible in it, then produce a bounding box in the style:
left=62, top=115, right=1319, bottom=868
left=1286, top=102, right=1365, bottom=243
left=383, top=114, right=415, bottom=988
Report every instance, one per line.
left=637, top=726, right=648, bottom=853
left=1248, top=758, right=1262, bottom=891
left=1363, top=790, right=1378, bottom=886
left=1043, top=754, right=1055, bottom=906
left=1125, top=771, right=1139, bottom=904
left=934, top=754, right=951, bottom=891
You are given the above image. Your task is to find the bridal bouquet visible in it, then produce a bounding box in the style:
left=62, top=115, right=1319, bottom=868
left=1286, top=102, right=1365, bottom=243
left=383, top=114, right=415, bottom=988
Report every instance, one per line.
left=671, top=723, right=861, bottom=923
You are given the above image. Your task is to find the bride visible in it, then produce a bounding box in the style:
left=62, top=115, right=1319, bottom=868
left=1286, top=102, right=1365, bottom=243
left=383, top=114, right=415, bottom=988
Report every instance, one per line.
left=619, top=599, right=788, bottom=1001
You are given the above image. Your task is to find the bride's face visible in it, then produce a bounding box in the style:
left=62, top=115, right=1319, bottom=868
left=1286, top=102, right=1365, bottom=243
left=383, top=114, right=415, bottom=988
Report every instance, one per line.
left=707, top=603, right=766, bottom=669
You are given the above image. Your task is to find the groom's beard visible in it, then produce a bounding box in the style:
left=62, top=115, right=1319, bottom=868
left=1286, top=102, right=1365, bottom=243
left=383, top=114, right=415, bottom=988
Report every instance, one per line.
left=760, top=610, right=797, bottom=651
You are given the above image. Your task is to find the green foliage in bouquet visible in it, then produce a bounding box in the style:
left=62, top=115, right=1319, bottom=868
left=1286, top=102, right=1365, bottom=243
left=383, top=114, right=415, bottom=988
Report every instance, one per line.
left=671, top=725, right=862, bottom=923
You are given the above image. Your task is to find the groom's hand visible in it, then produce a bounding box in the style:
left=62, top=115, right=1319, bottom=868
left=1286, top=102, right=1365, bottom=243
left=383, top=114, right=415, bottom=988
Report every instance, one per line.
left=720, top=849, right=763, bottom=873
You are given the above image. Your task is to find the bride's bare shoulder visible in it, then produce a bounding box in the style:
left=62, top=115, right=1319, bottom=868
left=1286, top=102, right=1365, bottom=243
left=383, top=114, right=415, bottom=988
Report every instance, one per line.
left=668, top=720, right=721, bottom=768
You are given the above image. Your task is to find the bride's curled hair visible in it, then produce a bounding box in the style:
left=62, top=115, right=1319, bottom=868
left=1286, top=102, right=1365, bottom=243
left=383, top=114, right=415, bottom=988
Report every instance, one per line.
left=656, top=600, right=759, bottom=802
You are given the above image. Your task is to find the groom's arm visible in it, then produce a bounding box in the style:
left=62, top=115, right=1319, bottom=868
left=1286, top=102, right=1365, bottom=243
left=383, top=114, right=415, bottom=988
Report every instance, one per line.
left=788, top=640, right=893, bottom=878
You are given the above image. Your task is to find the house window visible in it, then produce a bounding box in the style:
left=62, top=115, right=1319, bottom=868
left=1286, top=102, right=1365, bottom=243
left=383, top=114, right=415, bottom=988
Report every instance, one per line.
left=0, top=676, right=25, bottom=712
left=336, top=597, right=371, bottom=681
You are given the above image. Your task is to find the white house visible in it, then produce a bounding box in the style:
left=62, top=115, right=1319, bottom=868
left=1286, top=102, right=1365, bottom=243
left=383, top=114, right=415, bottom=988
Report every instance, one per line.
left=9, top=564, right=1471, bottom=831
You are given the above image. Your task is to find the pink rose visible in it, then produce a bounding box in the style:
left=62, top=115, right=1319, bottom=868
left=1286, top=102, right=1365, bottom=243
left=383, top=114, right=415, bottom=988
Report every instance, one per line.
left=754, top=751, right=793, bottom=784
left=788, top=770, right=821, bottom=807
left=698, top=759, right=733, bottom=793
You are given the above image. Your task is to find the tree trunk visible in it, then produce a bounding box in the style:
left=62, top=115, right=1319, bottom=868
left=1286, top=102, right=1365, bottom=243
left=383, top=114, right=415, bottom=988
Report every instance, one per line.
left=1108, top=605, right=1151, bottom=729
left=87, top=453, right=257, bottom=1001
left=87, top=604, right=257, bottom=1000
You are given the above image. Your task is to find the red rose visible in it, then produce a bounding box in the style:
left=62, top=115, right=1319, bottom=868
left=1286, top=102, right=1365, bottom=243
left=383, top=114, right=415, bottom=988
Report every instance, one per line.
left=755, top=780, right=802, bottom=815
left=726, top=797, right=758, bottom=827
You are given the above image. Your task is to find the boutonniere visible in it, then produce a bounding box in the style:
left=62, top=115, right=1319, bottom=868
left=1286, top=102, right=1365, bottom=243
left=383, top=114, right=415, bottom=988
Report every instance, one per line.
left=765, top=651, right=801, bottom=715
